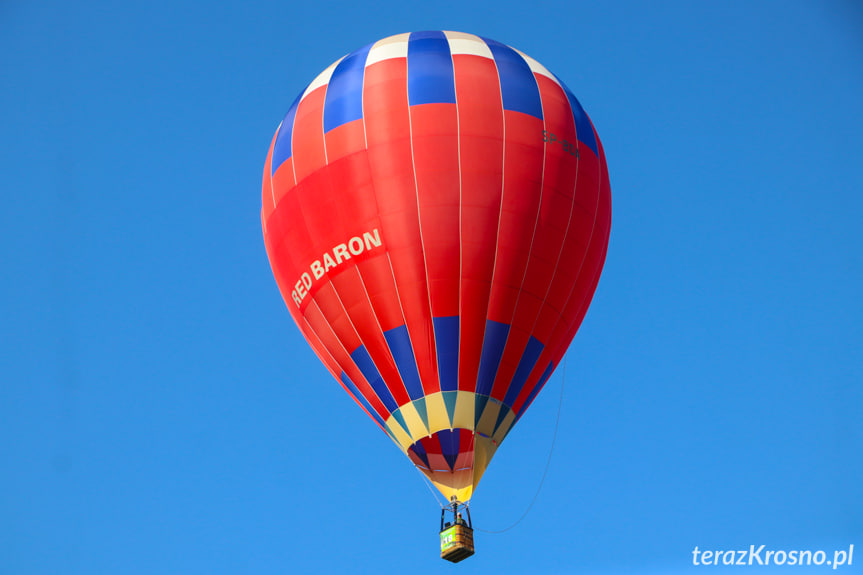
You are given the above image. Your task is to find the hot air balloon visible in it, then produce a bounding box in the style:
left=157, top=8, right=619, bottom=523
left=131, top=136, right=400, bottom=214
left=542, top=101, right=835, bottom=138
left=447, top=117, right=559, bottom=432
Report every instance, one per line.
left=261, top=31, right=610, bottom=562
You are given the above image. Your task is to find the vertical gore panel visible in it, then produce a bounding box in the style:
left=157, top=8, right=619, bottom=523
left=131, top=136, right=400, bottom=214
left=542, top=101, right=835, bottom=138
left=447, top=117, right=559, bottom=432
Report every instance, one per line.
left=561, top=83, right=598, bottom=156
left=533, top=142, right=599, bottom=344
left=421, top=435, right=446, bottom=470
left=270, top=155, right=296, bottom=214
left=291, top=87, right=328, bottom=183
left=359, top=256, right=407, bottom=333
left=271, top=93, right=302, bottom=175
left=303, top=301, right=391, bottom=422
left=512, top=132, right=610, bottom=417
left=264, top=194, right=305, bottom=306
left=383, top=325, right=425, bottom=401
left=407, top=31, right=456, bottom=105
left=488, top=73, right=578, bottom=401
left=322, top=129, right=376, bottom=225
left=323, top=44, right=371, bottom=133
left=411, top=101, right=461, bottom=318
left=475, top=320, right=510, bottom=396
left=457, top=430, right=474, bottom=466
left=516, top=361, right=554, bottom=419
left=331, top=54, right=411, bottom=340
left=485, top=111, right=545, bottom=326
left=324, top=118, right=366, bottom=163
left=329, top=267, right=410, bottom=408
left=409, top=442, right=431, bottom=468
left=554, top=131, right=610, bottom=351
left=484, top=39, right=542, bottom=119
left=433, top=316, right=459, bottom=392
left=341, top=372, right=387, bottom=429
left=452, top=52, right=504, bottom=394
left=437, top=428, right=461, bottom=470
left=557, top=133, right=610, bottom=348
left=351, top=344, right=398, bottom=414
left=502, top=336, right=544, bottom=408
left=363, top=55, right=441, bottom=397
left=291, top=169, right=337, bottom=275
left=261, top=131, right=278, bottom=225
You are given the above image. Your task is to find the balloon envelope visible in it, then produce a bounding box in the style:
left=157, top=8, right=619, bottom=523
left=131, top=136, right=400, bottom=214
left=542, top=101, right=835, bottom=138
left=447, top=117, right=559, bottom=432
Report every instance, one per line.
left=262, top=31, right=610, bottom=502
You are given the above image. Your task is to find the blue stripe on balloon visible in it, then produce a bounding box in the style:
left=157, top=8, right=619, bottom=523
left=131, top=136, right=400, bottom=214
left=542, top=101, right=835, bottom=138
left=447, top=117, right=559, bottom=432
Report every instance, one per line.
left=407, top=31, right=456, bottom=106
left=350, top=345, right=398, bottom=413
left=433, top=316, right=459, bottom=392
left=340, top=371, right=386, bottom=428
left=475, top=320, right=510, bottom=396
left=560, top=82, right=598, bottom=156
left=383, top=325, right=425, bottom=401
left=516, top=361, right=554, bottom=419
left=484, top=38, right=543, bottom=119
left=271, top=92, right=302, bottom=175
left=409, top=441, right=431, bottom=469
left=436, top=428, right=460, bottom=470
left=323, top=43, right=372, bottom=133
left=503, top=336, right=544, bottom=408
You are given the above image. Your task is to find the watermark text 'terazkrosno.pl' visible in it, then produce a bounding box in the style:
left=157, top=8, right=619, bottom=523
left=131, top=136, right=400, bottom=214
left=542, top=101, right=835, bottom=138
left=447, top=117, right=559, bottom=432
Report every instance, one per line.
left=692, top=545, right=854, bottom=569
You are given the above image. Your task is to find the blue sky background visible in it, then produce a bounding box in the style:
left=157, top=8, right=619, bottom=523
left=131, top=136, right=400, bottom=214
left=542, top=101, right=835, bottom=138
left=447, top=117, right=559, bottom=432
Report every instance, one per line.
left=1, top=1, right=861, bottom=573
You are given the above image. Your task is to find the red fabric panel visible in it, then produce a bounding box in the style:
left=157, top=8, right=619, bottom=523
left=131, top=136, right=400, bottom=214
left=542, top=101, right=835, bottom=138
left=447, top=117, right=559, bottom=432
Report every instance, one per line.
left=489, top=77, right=580, bottom=400
left=291, top=88, right=327, bottom=183
left=312, top=282, right=361, bottom=355
left=483, top=110, right=544, bottom=401
left=453, top=447, right=474, bottom=471
left=408, top=449, right=428, bottom=469
left=291, top=153, right=409, bottom=406
left=288, top=168, right=337, bottom=310
left=303, top=298, right=392, bottom=422
left=265, top=107, right=413, bottom=413
left=325, top=118, right=365, bottom=162
left=323, top=118, right=407, bottom=335
left=452, top=53, right=504, bottom=393
left=261, top=131, right=278, bottom=226
left=486, top=111, right=545, bottom=326
left=512, top=125, right=611, bottom=415
left=264, top=156, right=345, bottom=404
left=270, top=156, right=296, bottom=210
left=363, top=57, right=441, bottom=396
left=530, top=208, right=594, bottom=340
left=321, top=153, right=378, bottom=229
left=357, top=257, right=405, bottom=333
left=531, top=173, right=599, bottom=344
left=266, top=185, right=310, bottom=310
left=410, top=103, right=460, bottom=319
left=559, top=128, right=611, bottom=349
left=285, top=155, right=388, bottom=313
left=294, top=309, right=383, bottom=430
left=328, top=266, right=411, bottom=407
left=427, top=453, right=449, bottom=472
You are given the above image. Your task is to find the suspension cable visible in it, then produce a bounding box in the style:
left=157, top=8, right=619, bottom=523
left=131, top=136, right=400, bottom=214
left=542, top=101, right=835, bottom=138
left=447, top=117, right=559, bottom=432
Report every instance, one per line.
left=474, top=353, right=568, bottom=534
left=416, top=466, right=448, bottom=509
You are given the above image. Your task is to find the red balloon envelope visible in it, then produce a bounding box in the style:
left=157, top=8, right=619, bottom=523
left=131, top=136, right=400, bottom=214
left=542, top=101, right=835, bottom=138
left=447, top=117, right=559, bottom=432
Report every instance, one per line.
left=262, top=31, right=610, bottom=502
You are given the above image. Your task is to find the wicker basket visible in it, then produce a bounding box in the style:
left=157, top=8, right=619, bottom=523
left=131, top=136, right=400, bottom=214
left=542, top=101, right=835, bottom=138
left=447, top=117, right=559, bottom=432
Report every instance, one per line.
left=440, top=524, right=475, bottom=563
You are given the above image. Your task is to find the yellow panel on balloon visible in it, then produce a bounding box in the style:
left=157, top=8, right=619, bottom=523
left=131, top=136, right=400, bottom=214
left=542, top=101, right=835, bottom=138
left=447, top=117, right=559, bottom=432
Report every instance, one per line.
left=425, top=392, right=452, bottom=434
left=452, top=391, right=476, bottom=431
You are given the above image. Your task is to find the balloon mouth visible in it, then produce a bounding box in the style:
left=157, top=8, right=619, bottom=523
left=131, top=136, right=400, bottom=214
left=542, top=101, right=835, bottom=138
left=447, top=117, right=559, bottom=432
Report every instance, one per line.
left=376, top=391, right=522, bottom=501
left=406, top=428, right=499, bottom=502
left=407, top=428, right=474, bottom=472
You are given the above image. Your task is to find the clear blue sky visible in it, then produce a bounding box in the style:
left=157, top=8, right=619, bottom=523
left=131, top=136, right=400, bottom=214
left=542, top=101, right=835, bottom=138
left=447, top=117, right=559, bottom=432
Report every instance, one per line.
left=1, top=1, right=861, bottom=574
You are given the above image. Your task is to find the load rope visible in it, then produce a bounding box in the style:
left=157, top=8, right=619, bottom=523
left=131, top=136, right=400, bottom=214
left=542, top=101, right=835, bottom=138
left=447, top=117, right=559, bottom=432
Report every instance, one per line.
left=474, top=353, right=567, bottom=534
